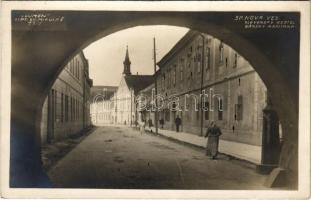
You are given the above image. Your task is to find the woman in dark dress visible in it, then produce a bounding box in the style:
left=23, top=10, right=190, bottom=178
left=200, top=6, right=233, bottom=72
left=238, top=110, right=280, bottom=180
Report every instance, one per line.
left=204, top=121, right=222, bottom=159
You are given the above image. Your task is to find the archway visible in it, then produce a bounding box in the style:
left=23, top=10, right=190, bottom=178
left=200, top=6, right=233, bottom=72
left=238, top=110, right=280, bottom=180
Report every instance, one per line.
left=11, top=11, right=299, bottom=188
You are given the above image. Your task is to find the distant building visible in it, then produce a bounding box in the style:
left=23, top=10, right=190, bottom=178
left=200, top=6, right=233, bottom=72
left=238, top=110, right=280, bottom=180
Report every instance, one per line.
left=90, top=86, right=117, bottom=125
left=40, top=51, right=93, bottom=144
left=111, top=46, right=154, bottom=125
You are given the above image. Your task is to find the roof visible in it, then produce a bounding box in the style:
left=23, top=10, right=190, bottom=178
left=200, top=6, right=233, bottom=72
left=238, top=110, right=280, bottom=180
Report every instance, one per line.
left=157, top=30, right=198, bottom=67
left=90, top=85, right=118, bottom=101
left=138, top=82, right=155, bottom=94
left=124, top=75, right=154, bottom=94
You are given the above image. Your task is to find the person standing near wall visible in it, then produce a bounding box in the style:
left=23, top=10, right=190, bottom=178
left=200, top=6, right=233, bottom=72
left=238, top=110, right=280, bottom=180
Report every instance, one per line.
left=148, top=118, right=153, bottom=128
left=140, top=119, right=146, bottom=135
left=159, top=118, right=164, bottom=129
left=175, top=115, right=181, bottom=132
left=204, top=121, right=222, bottom=159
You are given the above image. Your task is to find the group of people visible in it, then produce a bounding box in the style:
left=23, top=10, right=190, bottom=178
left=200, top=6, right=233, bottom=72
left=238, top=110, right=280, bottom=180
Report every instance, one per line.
left=138, top=115, right=222, bottom=159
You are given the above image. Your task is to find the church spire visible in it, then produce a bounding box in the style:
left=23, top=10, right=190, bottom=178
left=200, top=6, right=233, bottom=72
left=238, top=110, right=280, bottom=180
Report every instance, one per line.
left=123, top=45, right=131, bottom=75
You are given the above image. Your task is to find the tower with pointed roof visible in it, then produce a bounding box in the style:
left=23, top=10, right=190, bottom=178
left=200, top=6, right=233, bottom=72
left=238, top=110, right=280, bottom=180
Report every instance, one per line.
left=123, top=46, right=132, bottom=75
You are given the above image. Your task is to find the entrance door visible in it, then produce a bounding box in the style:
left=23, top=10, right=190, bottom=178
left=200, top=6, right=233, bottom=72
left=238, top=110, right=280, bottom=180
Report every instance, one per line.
left=47, top=90, right=55, bottom=143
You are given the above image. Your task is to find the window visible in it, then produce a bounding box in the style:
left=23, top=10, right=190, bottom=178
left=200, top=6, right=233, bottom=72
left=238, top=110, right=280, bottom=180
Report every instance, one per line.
left=71, top=97, right=74, bottom=121
left=196, top=53, right=201, bottom=73
left=196, top=103, right=200, bottom=120
left=205, top=47, right=210, bottom=70
left=79, top=100, right=81, bottom=119
left=162, top=74, right=165, bottom=90
left=50, top=90, right=57, bottom=123
left=237, top=95, right=243, bottom=120
left=74, top=99, right=78, bottom=120
left=180, top=59, right=184, bottom=81
left=76, top=99, right=78, bottom=120
left=173, top=66, right=176, bottom=86
left=165, top=109, right=170, bottom=121
left=74, top=98, right=76, bottom=120
left=158, top=77, right=161, bottom=90
left=61, top=93, right=64, bottom=122
left=187, top=62, right=191, bottom=80
left=205, top=47, right=211, bottom=80
left=218, top=98, right=223, bottom=120
left=54, top=90, right=57, bottom=122
left=75, top=65, right=78, bottom=79
left=167, top=70, right=171, bottom=88
left=77, top=99, right=79, bottom=120
left=233, top=53, right=238, bottom=68
left=75, top=59, right=77, bottom=74
left=72, top=59, right=75, bottom=75
left=70, top=60, right=73, bottom=73
left=204, top=101, right=209, bottom=120
left=235, top=95, right=243, bottom=121
left=77, top=100, right=79, bottom=120
left=219, top=42, right=224, bottom=64
left=74, top=59, right=77, bottom=77
left=65, top=95, right=69, bottom=122
left=188, top=46, right=193, bottom=57
left=77, top=62, right=80, bottom=80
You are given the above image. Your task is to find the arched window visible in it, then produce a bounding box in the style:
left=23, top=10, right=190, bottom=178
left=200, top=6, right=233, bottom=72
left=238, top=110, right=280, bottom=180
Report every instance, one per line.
left=173, top=65, right=176, bottom=86
left=219, top=42, right=224, bottom=64
left=218, top=98, right=223, bottom=120
left=180, top=60, right=184, bottom=81
left=233, top=53, right=238, bottom=68
left=234, top=95, right=243, bottom=121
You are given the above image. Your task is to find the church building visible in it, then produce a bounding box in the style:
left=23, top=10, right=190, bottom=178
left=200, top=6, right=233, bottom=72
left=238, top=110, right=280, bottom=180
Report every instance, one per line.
left=111, top=46, right=154, bottom=125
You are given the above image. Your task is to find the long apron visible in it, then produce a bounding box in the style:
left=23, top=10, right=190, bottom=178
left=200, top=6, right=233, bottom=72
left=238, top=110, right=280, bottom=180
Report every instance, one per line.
left=207, top=136, right=219, bottom=156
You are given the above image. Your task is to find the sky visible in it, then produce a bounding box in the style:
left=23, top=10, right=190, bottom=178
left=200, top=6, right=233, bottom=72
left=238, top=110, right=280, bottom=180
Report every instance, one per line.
left=83, top=25, right=189, bottom=86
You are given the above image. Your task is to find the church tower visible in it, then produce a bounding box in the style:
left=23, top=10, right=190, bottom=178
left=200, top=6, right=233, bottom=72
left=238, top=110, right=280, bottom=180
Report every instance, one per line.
left=123, top=46, right=131, bottom=75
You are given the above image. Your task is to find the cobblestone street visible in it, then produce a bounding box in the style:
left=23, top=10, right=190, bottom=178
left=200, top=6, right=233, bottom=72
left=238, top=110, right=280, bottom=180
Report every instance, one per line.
left=47, top=126, right=268, bottom=189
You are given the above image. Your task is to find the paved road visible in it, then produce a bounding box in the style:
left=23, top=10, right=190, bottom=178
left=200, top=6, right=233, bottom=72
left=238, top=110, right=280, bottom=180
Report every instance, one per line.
left=48, top=126, right=268, bottom=189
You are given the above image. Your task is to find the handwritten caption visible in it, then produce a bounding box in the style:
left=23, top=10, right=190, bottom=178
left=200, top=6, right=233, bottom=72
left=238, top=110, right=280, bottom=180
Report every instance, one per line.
left=234, top=15, right=295, bottom=29
left=14, top=13, right=64, bottom=26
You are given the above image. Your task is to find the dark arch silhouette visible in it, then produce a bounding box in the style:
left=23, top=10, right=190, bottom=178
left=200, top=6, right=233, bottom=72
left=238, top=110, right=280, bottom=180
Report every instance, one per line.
left=11, top=11, right=299, bottom=188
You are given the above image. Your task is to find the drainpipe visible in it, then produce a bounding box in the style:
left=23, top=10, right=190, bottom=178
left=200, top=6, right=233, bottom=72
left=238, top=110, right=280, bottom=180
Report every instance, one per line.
left=199, top=33, right=205, bottom=136
left=83, top=66, right=86, bottom=129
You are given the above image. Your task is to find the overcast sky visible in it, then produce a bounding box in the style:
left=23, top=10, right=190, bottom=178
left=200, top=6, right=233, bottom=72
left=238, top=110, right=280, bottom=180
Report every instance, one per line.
left=83, top=25, right=189, bottom=86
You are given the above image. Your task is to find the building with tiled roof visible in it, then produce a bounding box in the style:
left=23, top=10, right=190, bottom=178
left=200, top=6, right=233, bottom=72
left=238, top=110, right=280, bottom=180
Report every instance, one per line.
left=110, top=47, right=155, bottom=125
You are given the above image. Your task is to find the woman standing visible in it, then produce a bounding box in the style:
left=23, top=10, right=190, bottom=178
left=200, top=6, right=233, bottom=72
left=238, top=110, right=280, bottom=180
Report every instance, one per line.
left=204, top=121, right=222, bottom=159
left=140, top=119, right=146, bottom=135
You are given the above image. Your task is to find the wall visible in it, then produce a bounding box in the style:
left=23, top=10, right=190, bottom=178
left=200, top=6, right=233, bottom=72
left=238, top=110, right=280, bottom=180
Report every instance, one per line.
left=90, top=99, right=114, bottom=125
left=156, top=32, right=268, bottom=146
left=112, top=77, right=135, bottom=125
left=40, top=53, right=92, bottom=144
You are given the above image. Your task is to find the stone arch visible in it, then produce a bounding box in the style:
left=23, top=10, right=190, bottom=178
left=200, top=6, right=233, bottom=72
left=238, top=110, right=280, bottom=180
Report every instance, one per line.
left=11, top=11, right=299, bottom=188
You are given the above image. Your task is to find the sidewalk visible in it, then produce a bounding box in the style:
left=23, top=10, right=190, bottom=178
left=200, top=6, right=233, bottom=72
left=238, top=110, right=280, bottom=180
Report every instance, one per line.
left=41, top=126, right=96, bottom=171
left=144, top=126, right=261, bottom=165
